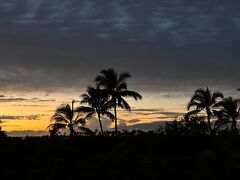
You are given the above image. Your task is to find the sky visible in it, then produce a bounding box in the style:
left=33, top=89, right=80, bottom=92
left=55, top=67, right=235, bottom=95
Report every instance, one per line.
left=0, top=0, right=239, bottom=136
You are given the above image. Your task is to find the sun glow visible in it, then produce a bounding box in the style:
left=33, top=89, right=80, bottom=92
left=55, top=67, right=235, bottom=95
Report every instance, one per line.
left=0, top=91, right=187, bottom=135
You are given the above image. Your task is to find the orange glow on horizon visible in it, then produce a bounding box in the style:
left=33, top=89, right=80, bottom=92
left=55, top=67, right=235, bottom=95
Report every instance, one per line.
left=0, top=91, right=188, bottom=133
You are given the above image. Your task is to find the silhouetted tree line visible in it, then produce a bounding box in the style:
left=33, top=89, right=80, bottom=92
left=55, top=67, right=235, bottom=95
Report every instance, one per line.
left=45, top=68, right=240, bottom=137
left=48, top=68, right=142, bottom=137
left=158, top=88, right=239, bottom=136
left=1, top=69, right=237, bottom=138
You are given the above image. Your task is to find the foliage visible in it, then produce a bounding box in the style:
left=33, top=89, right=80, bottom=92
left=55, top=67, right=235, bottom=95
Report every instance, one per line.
left=77, top=86, right=114, bottom=135
left=95, top=68, right=142, bottom=134
left=48, top=101, right=86, bottom=136
left=187, top=87, right=223, bottom=135
left=213, top=97, right=240, bottom=132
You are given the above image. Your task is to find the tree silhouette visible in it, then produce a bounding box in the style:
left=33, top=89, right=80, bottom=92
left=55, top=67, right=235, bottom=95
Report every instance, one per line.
left=95, top=68, right=142, bottom=134
left=214, top=97, right=240, bottom=133
left=77, top=86, right=115, bottom=135
left=48, top=101, right=85, bottom=137
left=187, top=87, right=223, bottom=135
left=184, top=112, right=208, bottom=135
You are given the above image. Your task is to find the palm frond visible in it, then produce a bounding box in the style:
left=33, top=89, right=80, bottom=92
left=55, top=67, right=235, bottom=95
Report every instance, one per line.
left=120, top=90, right=142, bottom=100
left=84, top=112, right=95, bottom=120
left=118, top=72, right=131, bottom=84
left=51, top=114, right=69, bottom=123
left=212, top=92, right=224, bottom=99
left=102, top=111, right=115, bottom=121
left=55, top=104, right=73, bottom=120
left=187, top=101, right=204, bottom=111
left=47, top=123, right=67, bottom=131
left=195, top=88, right=207, bottom=96
left=78, top=127, right=95, bottom=136
left=95, top=76, right=108, bottom=86
left=118, top=97, right=131, bottom=111
left=213, top=101, right=225, bottom=109
left=185, top=110, right=201, bottom=120
left=211, top=92, right=224, bottom=105
left=214, top=119, right=230, bottom=130
left=81, top=93, right=91, bottom=104
left=117, top=82, right=127, bottom=91
left=76, top=106, right=94, bottom=113
left=74, top=118, right=86, bottom=125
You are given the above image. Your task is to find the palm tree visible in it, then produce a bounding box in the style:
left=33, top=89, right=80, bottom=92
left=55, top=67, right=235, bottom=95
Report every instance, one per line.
left=214, top=97, right=240, bottom=132
left=187, top=87, right=223, bottom=135
left=95, top=68, right=142, bottom=134
left=48, top=100, right=85, bottom=137
left=76, top=87, right=115, bottom=135
left=184, top=112, right=208, bottom=135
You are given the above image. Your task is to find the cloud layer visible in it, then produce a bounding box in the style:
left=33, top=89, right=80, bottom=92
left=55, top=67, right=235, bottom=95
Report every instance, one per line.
left=0, top=0, right=238, bottom=93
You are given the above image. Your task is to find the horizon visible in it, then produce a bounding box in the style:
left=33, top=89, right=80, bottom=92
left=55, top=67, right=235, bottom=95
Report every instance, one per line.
left=0, top=0, right=239, bottom=136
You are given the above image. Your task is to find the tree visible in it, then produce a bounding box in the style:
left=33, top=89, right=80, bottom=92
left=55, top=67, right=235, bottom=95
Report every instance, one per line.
left=95, top=68, right=142, bottom=134
left=77, top=87, right=115, bottom=135
left=48, top=101, right=85, bottom=137
left=214, top=97, right=240, bottom=133
left=0, top=120, right=7, bottom=138
left=187, top=87, right=223, bottom=135
left=184, top=111, right=208, bottom=135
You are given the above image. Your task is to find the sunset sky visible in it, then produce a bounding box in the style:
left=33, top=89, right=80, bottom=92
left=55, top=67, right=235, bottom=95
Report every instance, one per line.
left=0, top=0, right=239, bottom=136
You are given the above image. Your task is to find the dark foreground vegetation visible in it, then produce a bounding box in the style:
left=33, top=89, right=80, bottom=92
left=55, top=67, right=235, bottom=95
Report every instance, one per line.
left=0, top=134, right=240, bottom=180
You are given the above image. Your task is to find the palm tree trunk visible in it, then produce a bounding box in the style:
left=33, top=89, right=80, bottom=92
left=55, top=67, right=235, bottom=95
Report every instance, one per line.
left=98, top=113, right=104, bottom=135
left=207, top=115, right=212, bottom=135
left=69, top=100, right=76, bottom=137
left=69, top=125, right=76, bottom=137
left=206, top=109, right=212, bottom=135
left=114, top=102, right=118, bottom=135
left=232, top=118, right=237, bottom=133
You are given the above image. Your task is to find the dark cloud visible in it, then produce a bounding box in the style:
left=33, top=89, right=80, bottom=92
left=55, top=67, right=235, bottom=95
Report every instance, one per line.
left=162, top=94, right=188, bottom=99
left=131, top=108, right=165, bottom=112
left=118, top=121, right=166, bottom=131
left=0, top=0, right=238, bottom=93
left=0, top=96, right=56, bottom=103
left=127, top=119, right=141, bottom=124
left=0, top=114, right=46, bottom=120
left=131, top=108, right=184, bottom=119
left=6, top=130, right=48, bottom=137
left=12, top=104, right=49, bottom=107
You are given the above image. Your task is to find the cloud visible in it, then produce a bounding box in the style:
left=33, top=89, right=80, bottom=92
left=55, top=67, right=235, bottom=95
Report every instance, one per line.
left=0, top=0, right=238, bottom=43
left=0, top=96, right=56, bottom=103
left=130, top=108, right=184, bottom=119
left=131, top=108, right=165, bottom=112
left=0, top=0, right=238, bottom=94
left=162, top=93, right=189, bottom=99
left=6, top=130, right=48, bottom=137
left=0, top=114, right=46, bottom=121
left=85, top=117, right=113, bottom=131
left=30, top=98, right=56, bottom=102
left=127, top=119, right=141, bottom=124
left=0, top=98, right=28, bottom=102
left=12, top=104, right=48, bottom=107
left=118, top=121, right=167, bottom=131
